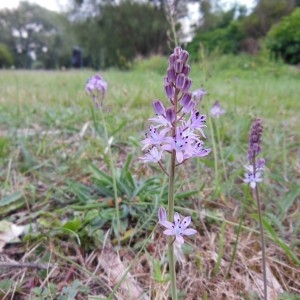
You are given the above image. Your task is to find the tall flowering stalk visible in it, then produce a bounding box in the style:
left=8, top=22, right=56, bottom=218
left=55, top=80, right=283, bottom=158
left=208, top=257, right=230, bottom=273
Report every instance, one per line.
left=244, top=118, right=267, bottom=300
left=85, top=74, right=121, bottom=243
left=140, top=47, right=211, bottom=299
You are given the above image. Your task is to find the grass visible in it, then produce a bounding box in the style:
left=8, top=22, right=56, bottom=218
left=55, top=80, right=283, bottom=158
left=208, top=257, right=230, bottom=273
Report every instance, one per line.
left=0, top=54, right=299, bottom=299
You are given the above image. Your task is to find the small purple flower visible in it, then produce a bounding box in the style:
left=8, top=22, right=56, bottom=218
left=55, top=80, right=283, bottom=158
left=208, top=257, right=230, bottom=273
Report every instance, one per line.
left=243, top=164, right=264, bottom=189
left=210, top=101, right=226, bottom=118
left=139, top=147, right=163, bottom=163
left=192, top=89, right=206, bottom=103
left=158, top=207, right=197, bottom=245
left=141, top=125, right=169, bottom=150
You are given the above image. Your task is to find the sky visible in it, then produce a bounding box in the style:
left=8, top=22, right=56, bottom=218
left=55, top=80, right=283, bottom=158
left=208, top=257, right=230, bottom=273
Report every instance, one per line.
left=0, top=0, right=255, bottom=12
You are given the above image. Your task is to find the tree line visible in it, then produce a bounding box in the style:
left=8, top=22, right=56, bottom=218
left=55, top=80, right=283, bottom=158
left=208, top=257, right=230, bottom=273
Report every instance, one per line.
left=0, top=0, right=299, bottom=69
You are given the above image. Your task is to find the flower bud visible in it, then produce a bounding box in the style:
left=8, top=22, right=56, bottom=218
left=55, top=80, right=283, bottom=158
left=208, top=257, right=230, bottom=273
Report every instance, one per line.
left=257, top=158, right=265, bottom=169
left=182, top=77, right=192, bottom=92
left=164, top=83, right=175, bottom=100
left=181, top=92, right=195, bottom=113
left=166, top=107, right=175, bottom=123
left=167, top=68, right=176, bottom=82
left=179, top=50, right=189, bottom=63
left=175, top=73, right=186, bottom=90
left=174, top=59, right=184, bottom=73
left=174, top=46, right=182, bottom=56
left=158, top=207, right=167, bottom=223
left=169, top=54, right=177, bottom=68
left=182, top=64, right=191, bottom=76
left=152, top=99, right=165, bottom=115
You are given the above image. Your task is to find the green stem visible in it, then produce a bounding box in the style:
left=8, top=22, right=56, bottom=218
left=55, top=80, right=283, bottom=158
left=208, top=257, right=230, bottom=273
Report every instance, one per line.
left=216, top=118, right=228, bottom=183
left=255, top=184, right=268, bottom=300
left=208, top=116, right=219, bottom=181
left=226, top=186, right=250, bottom=277
left=168, top=150, right=177, bottom=300
left=99, top=108, right=120, bottom=245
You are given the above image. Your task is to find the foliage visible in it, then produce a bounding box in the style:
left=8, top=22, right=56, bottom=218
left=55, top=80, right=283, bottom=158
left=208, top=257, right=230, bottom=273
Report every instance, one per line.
left=188, top=20, right=245, bottom=59
left=0, top=43, right=14, bottom=67
left=242, top=0, right=294, bottom=38
left=74, top=1, right=170, bottom=69
left=191, top=0, right=298, bottom=57
left=0, top=2, right=77, bottom=69
left=266, top=8, right=300, bottom=64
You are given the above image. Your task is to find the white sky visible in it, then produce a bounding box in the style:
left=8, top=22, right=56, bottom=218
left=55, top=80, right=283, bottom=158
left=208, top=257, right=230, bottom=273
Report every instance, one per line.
left=0, top=0, right=255, bottom=12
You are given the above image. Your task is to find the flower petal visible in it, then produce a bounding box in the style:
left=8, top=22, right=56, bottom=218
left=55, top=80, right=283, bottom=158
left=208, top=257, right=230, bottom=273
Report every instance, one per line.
left=174, top=212, right=181, bottom=225
left=160, top=221, right=174, bottom=229
left=176, top=235, right=185, bottom=244
left=163, top=229, right=175, bottom=236
left=182, top=228, right=197, bottom=236
left=181, top=216, right=191, bottom=229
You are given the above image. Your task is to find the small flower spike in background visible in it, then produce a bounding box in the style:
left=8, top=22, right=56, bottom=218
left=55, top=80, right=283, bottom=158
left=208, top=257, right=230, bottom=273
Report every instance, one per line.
left=85, top=74, right=121, bottom=243
left=85, top=74, right=108, bottom=108
left=140, top=47, right=211, bottom=300
left=245, top=118, right=268, bottom=300
left=210, top=100, right=226, bottom=118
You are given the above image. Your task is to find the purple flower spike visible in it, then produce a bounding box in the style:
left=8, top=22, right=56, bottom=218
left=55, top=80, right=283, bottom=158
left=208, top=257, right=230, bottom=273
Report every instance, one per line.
left=158, top=208, right=197, bottom=245
left=210, top=100, right=226, bottom=118
left=140, top=47, right=211, bottom=167
left=153, top=100, right=165, bottom=115
left=248, top=118, right=263, bottom=162
left=85, top=74, right=108, bottom=105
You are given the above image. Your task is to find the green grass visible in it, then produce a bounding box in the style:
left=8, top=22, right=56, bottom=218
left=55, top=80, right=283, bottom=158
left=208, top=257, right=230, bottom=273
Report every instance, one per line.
left=0, top=54, right=299, bottom=299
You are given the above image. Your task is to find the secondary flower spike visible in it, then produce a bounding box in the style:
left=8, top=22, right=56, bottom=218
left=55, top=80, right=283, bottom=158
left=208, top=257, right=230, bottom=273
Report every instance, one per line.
left=244, top=118, right=265, bottom=189
left=140, top=47, right=211, bottom=164
left=158, top=207, right=197, bottom=245
left=85, top=74, right=108, bottom=107
left=210, top=100, right=226, bottom=118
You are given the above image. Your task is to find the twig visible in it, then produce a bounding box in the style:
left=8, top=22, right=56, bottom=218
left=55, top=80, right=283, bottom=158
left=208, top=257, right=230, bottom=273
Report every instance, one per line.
left=0, top=261, right=56, bottom=269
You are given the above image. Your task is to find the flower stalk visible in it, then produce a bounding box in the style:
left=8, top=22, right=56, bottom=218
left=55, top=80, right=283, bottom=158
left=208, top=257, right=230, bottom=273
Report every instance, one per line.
left=140, top=47, right=210, bottom=298
left=85, top=74, right=121, bottom=244
left=244, top=118, right=267, bottom=300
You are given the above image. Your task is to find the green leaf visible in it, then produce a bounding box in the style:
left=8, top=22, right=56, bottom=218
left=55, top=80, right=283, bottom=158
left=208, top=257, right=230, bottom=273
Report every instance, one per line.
left=62, top=218, right=81, bottom=232
left=0, top=191, right=23, bottom=207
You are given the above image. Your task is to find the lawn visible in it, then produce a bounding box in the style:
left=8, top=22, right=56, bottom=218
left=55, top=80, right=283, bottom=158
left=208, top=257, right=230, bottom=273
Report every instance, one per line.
left=0, top=54, right=299, bottom=299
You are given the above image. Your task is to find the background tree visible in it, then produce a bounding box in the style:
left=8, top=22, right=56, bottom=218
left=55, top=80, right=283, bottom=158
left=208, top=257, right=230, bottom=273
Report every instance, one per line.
left=74, top=0, right=170, bottom=69
left=0, top=2, right=77, bottom=69
left=266, top=8, right=300, bottom=64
